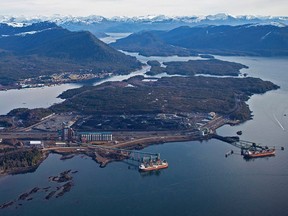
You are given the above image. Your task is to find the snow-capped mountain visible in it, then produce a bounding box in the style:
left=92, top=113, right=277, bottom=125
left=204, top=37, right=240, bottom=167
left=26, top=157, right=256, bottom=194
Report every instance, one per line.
left=0, top=14, right=287, bottom=34
left=0, top=22, right=59, bottom=38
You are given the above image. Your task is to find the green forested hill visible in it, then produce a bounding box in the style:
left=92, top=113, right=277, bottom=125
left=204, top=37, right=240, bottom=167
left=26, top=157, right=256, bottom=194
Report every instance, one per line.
left=0, top=22, right=141, bottom=85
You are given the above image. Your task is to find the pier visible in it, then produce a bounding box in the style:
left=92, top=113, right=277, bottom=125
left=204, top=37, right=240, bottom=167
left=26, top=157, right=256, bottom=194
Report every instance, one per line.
left=212, top=134, right=259, bottom=149
left=88, top=145, right=162, bottom=163
left=212, top=134, right=280, bottom=158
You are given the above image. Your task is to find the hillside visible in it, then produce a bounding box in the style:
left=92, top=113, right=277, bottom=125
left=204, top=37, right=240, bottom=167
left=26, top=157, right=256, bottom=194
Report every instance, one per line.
left=0, top=22, right=141, bottom=86
left=51, top=75, right=278, bottom=122
left=112, top=24, right=288, bottom=56
left=111, top=31, right=196, bottom=56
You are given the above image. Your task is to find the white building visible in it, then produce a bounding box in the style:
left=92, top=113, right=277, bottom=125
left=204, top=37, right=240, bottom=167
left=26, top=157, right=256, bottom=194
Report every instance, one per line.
left=29, top=141, right=44, bottom=148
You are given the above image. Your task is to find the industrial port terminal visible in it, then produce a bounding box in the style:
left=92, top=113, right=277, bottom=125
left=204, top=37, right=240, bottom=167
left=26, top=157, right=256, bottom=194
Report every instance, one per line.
left=0, top=109, right=281, bottom=175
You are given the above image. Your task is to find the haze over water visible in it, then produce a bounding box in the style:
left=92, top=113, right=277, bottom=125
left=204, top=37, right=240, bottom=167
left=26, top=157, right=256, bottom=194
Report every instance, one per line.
left=0, top=56, right=288, bottom=216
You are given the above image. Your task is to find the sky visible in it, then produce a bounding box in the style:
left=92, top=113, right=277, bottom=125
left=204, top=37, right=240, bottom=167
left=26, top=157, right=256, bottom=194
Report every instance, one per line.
left=0, top=0, right=287, bottom=17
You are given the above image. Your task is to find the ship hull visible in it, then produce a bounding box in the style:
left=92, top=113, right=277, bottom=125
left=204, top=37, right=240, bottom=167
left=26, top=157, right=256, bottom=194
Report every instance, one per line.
left=243, top=149, right=275, bottom=159
left=139, top=163, right=168, bottom=172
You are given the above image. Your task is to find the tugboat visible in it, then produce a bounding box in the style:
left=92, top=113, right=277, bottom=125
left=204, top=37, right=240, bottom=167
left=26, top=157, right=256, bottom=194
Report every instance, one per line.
left=139, top=159, right=168, bottom=172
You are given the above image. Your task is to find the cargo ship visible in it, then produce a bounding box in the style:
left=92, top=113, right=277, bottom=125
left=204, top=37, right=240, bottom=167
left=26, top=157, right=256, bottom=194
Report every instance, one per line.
left=242, top=148, right=275, bottom=159
left=139, top=159, right=168, bottom=172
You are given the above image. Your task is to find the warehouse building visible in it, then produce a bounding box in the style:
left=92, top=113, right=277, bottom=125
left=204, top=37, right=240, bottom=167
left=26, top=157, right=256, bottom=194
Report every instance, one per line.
left=78, top=132, right=112, bottom=142
left=29, top=141, right=44, bottom=148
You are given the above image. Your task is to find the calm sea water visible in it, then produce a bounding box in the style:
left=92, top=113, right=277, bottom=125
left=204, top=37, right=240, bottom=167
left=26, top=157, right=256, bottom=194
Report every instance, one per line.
left=99, top=33, right=132, bottom=44
left=0, top=56, right=288, bottom=216
left=0, top=84, right=81, bottom=115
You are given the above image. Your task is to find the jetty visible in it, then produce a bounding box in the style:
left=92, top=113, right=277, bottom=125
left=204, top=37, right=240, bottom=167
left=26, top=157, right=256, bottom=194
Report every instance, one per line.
left=212, top=134, right=279, bottom=159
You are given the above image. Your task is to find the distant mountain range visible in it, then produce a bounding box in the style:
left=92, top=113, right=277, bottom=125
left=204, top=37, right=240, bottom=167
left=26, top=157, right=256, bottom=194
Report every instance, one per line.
left=0, top=22, right=141, bottom=85
left=112, top=24, right=288, bottom=57
left=1, top=14, right=287, bottom=33
left=0, top=14, right=287, bottom=86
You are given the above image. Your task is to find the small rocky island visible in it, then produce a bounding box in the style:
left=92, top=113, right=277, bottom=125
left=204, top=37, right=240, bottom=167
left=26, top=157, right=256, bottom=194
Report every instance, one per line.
left=0, top=169, right=77, bottom=209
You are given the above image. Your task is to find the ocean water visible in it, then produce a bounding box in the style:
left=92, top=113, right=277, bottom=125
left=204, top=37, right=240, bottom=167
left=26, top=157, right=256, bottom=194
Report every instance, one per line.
left=0, top=84, right=81, bottom=115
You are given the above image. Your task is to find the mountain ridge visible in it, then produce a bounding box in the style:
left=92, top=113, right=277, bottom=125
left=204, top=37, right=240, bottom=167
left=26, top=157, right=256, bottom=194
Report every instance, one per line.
left=112, top=24, right=288, bottom=57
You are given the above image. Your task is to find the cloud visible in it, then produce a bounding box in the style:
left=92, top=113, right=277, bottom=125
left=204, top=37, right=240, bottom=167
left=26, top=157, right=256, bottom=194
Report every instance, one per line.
left=0, top=0, right=286, bottom=17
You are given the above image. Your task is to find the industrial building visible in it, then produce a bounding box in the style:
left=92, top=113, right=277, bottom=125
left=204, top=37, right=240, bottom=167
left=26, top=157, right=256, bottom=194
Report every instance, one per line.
left=78, top=132, right=113, bottom=142
left=62, top=122, right=75, bottom=141
left=28, top=141, right=44, bottom=148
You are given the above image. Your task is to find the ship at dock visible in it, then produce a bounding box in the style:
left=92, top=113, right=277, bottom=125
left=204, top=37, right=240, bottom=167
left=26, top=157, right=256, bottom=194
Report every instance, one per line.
left=242, top=144, right=276, bottom=159
left=138, top=153, right=168, bottom=172
left=212, top=134, right=281, bottom=159
left=242, top=148, right=275, bottom=159
left=139, top=159, right=168, bottom=171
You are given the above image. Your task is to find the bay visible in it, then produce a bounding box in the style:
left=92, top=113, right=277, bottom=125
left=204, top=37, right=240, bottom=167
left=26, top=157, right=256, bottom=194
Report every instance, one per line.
left=99, top=33, right=132, bottom=44
left=0, top=84, right=81, bottom=115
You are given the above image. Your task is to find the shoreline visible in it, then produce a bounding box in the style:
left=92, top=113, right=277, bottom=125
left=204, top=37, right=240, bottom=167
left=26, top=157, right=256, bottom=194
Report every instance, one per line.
left=0, top=62, right=147, bottom=93
left=45, top=134, right=206, bottom=168
left=0, top=153, right=48, bottom=177
left=0, top=116, right=239, bottom=176
left=0, top=131, right=211, bottom=177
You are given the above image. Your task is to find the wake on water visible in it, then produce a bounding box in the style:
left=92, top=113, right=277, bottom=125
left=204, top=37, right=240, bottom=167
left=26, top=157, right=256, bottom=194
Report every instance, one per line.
left=273, top=113, right=285, bottom=131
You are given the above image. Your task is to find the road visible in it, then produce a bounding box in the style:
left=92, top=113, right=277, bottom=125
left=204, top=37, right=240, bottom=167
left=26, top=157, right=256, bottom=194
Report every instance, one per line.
left=0, top=131, right=58, bottom=139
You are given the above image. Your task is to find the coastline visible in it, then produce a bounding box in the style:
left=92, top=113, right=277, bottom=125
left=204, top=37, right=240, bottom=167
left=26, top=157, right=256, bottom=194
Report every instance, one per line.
left=0, top=152, right=48, bottom=177
left=0, top=127, right=220, bottom=177
left=45, top=134, right=206, bottom=168
left=0, top=112, right=243, bottom=177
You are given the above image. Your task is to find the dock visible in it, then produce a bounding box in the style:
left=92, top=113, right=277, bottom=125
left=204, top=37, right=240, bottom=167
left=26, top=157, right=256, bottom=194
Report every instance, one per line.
left=212, top=134, right=280, bottom=159
left=86, top=144, right=167, bottom=169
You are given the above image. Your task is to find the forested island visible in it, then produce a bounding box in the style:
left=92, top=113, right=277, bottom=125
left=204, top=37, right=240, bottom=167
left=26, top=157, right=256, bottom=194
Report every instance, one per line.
left=52, top=75, right=278, bottom=122
left=146, top=59, right=247, bottom=76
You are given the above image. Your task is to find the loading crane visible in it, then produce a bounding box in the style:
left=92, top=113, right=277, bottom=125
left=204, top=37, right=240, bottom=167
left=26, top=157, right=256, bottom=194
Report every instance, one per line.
left=88, top=144, right=161, bottom=162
